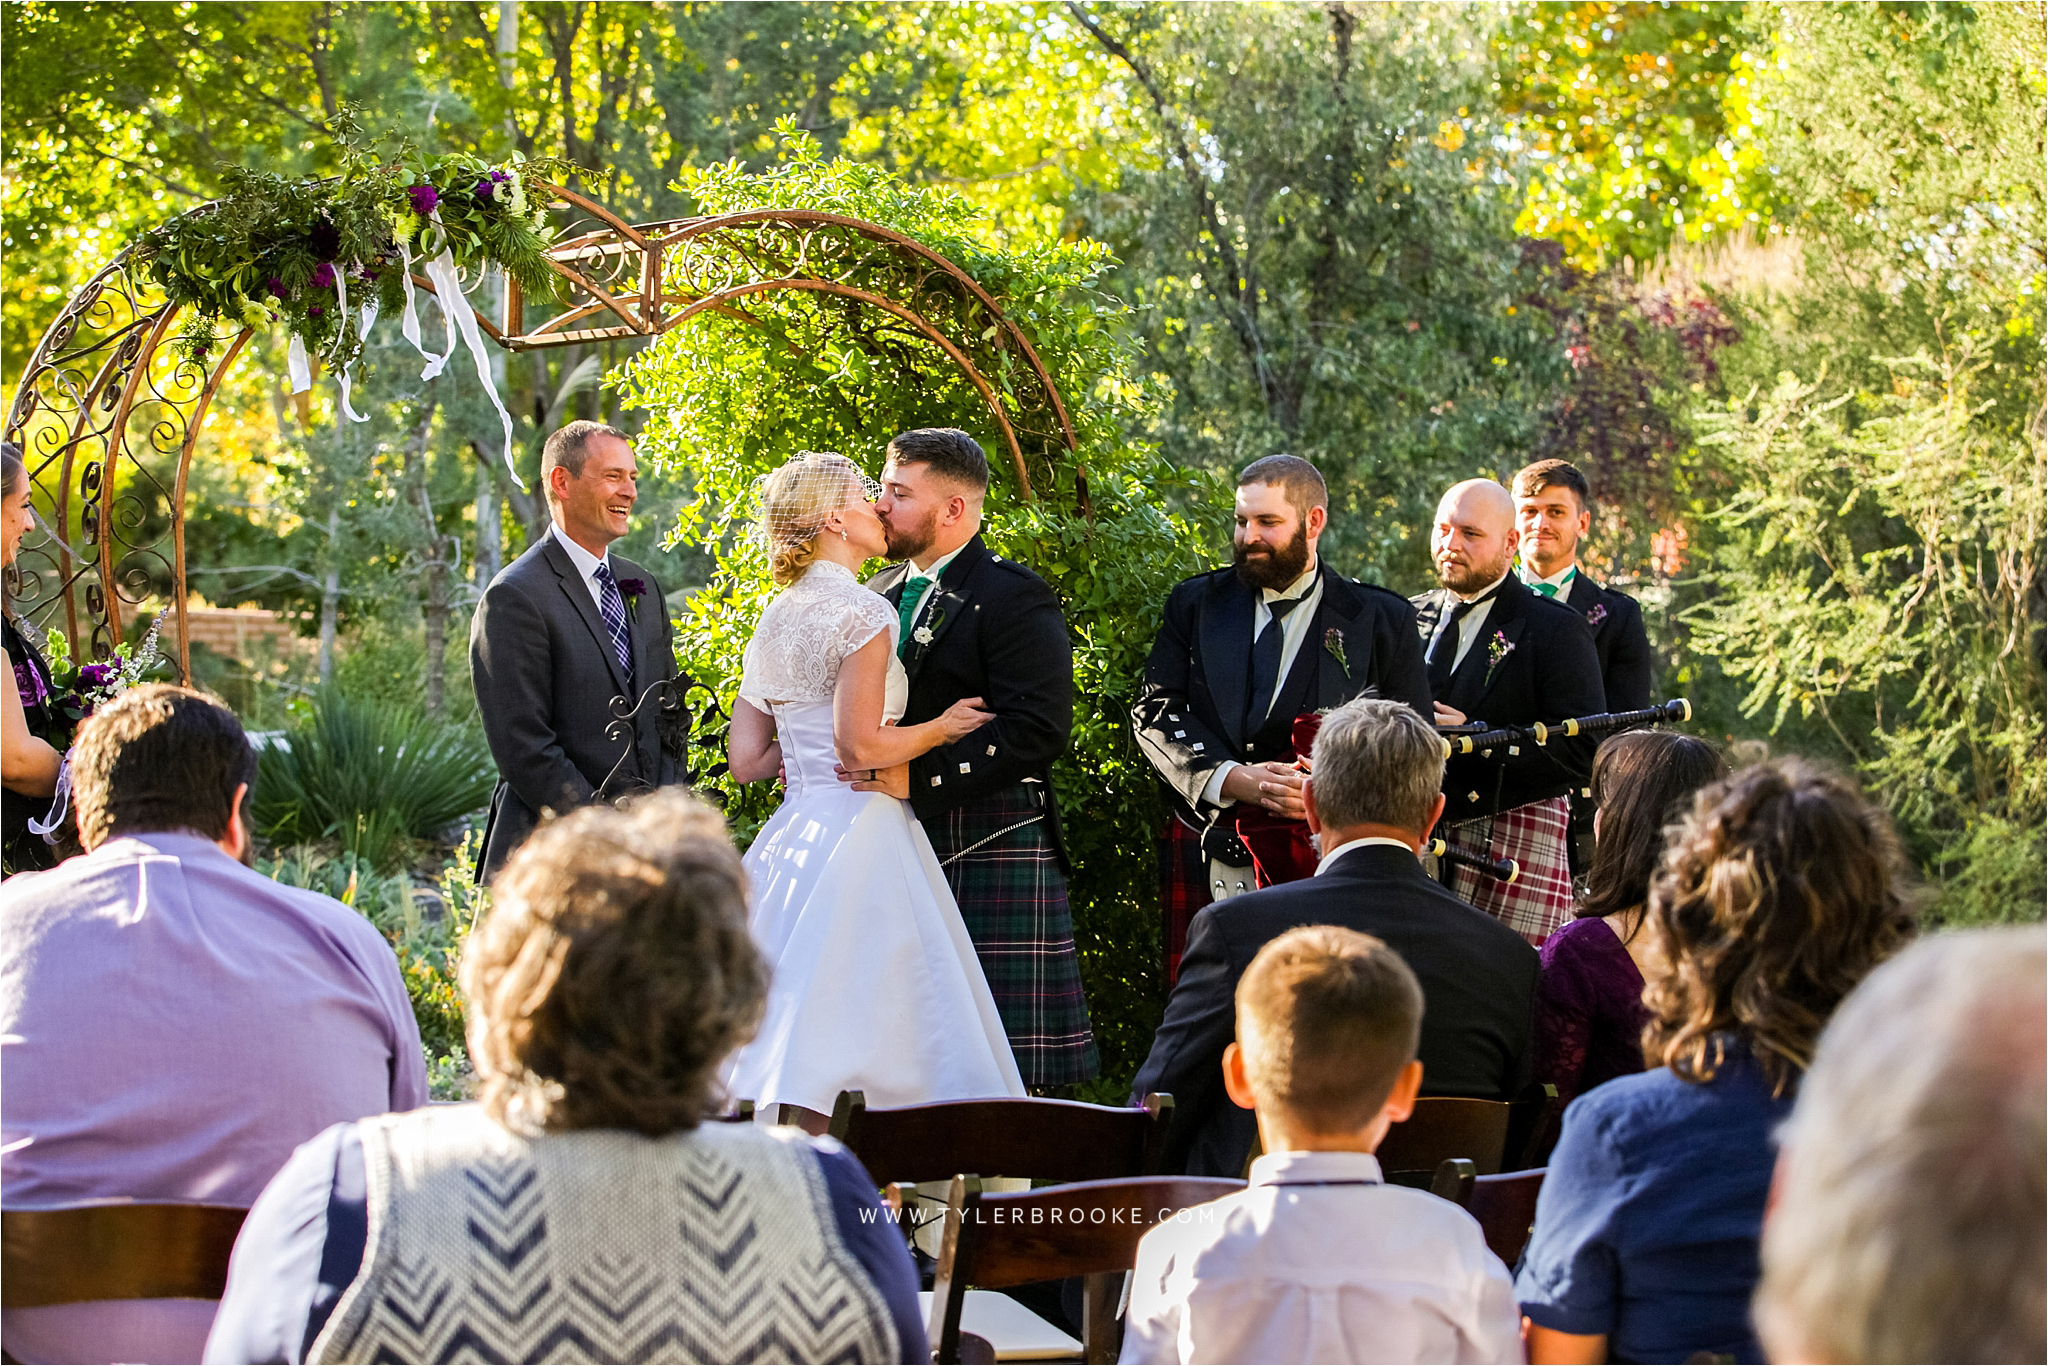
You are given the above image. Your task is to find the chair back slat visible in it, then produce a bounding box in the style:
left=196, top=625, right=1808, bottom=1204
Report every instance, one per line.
left=930, top=1175, right=1242, bottom=1365
left=1376, top=1097, right=1512, bottom=1182
left=1467, top=1167, right=1547, bottom=1267
left=828, top=1090, right=1174, bottom=1188
left=2, top=1204, right=248, bottom=1307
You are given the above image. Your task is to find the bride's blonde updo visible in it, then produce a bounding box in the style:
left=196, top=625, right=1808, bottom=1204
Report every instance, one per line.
left=755, top=452, right=877, bottom=586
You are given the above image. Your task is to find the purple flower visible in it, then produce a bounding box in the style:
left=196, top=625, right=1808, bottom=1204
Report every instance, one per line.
left=475, top=177, right=497, bottom=200
left=617, top=577, right=648, bottom=602
left=14, top=660, right=48, bottom=708
left=79, top=662, right=114, bottom=688
left=407, top=183, right=440, bottom=215
left=1585, top=602, right=1609, bottom=628
left=308, top=219, right=342, bottom=260
left=310, top=263, right=336, bottom=289
left=267, top=276, right=288, bottom=299
left=308, top=305, right=324, bottom=316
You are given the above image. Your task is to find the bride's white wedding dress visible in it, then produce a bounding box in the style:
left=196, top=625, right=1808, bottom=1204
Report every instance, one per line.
left=723, top=560, right=1025, bottom=1115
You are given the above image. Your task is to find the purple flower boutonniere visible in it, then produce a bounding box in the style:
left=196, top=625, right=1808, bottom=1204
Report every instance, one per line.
left=1585, top=602, right=1609, bottom=628
left=617, top=577, right=648, bottom=612
left=1484, top=628, right=1516, bottom=685
left=1324, top=626, right=1351, bottom=677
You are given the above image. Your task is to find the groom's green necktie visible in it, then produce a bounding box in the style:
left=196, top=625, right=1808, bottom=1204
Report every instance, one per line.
left=897, top=574, right=934, bottom=660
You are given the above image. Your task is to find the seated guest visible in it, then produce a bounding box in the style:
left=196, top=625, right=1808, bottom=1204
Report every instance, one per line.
left=205, top=790, right=923, bottom=1365
left=1516, top=758, right=1915, bottom=1365
left=1533, top=731, right=1727, bottom=1117
left=0, top=685, right=426, bottom=1366
left=1132, top=696, right=1538, bottom=1177
left=1121, top=925, right=1520, bottom=1364
left=1756, top=928, right=2045, bottom=1364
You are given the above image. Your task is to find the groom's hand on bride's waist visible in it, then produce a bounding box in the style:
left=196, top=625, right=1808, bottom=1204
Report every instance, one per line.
left=835, top=760, right=911, bottom=798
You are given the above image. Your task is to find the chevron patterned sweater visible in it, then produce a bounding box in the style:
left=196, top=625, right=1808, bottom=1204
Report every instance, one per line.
left=309, top=1105, right=900, bottom=1364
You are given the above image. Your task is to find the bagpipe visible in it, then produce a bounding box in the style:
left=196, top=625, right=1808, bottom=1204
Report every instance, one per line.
left=1228, top=700, right=1692, bottom=890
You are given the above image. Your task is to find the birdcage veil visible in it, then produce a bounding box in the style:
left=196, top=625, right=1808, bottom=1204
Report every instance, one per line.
left=752, top=451, right=881, bottom=551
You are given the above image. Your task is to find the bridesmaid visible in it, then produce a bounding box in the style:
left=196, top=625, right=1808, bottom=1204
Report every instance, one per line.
left=1531, top=730, right=1727, bottom=1121
left=2, top=443, right=65, bottom=873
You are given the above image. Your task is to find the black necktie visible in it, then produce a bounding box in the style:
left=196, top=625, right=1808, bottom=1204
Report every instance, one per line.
left=1426, top=593, right=1489, bottom=695
left=1246, top=594, right=1307, bottom=731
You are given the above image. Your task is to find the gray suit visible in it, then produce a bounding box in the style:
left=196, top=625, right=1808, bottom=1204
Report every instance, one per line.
left=470, top=533, right=682, bottom=877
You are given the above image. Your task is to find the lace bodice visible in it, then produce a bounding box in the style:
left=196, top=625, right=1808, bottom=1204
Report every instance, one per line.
left=738, top=561, right=902, bottom=713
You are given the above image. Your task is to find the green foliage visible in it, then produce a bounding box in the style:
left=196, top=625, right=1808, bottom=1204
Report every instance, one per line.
left=1070, top=2, right=1570, bottom=583
left=1491, top=2, right=1771, bottom=268
left=253, top=689, right=496, bottom=871
left=1684, top=352, right=2045, bottom=925
left=615, top=135, right=1225, bottom=1084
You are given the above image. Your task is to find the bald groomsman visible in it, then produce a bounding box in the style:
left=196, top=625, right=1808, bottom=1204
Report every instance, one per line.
left=1413, top=479, right=1603, bottom=944
left=1512, top=458, right=1655, bottom=874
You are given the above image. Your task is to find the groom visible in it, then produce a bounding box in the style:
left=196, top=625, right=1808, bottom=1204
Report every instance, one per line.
left=852, top=428, right=1099, bottom=1089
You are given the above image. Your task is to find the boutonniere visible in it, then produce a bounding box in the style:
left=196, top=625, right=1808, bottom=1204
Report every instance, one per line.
left=913, top=606, right=946, bottom=650
left=616, top=576, right=648, bottom=612
left=1484, top=628, right=1516, bottom=684
left=1585, top=602, right=1608, bottom=627
left=1323, top=626, right=1351, bottom=676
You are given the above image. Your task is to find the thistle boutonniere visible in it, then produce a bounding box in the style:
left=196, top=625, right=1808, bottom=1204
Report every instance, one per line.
left=616, top=576, right=648, bottom=612
left=1585, top=602, right=1609, bottom=628
left=1323, top=626, right=1351, bottom=677
left=1484, top=628, right=1516, bottom=685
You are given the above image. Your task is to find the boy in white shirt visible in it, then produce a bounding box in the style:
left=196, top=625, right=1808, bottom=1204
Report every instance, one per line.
left=1120, top=925, right=1522, bottom=1364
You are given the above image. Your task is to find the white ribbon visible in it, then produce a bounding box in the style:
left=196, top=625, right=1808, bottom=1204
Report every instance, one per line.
left=335, top=297, right=378, bottom=424
left=28, top=756, right=71, bottom=840
left=424, top=250, right=522, bottom=490
left=397, top=234, right=452, bottom=381
left=287, top=334, right=312, bottom=394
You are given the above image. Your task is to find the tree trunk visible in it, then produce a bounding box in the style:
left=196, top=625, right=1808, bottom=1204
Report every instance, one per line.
left=405, top=392, right=450, bottom=719
left=474, top=459, right=502, bottom=587
left=317, top=505, right=341, bottom=685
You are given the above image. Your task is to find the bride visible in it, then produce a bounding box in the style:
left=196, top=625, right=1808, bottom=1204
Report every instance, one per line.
left=723, top=451, right=1026, bottom=1131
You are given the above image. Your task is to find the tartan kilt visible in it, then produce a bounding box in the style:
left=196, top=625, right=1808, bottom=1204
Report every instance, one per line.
left=1159, top=813, right=1212, bottom=988
left=926, top=783, right=1100, bottom=1088
left=1447, top=795, right=1576, bottom=945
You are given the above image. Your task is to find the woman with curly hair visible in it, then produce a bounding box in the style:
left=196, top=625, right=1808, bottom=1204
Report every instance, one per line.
left=1515, top=757, right=1916, bottom=1365
left=204, top=791, right=924, bottom=1365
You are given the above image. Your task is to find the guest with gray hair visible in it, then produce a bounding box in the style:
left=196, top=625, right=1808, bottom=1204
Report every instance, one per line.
left=1131, top=696, right=1538, bottom=1176
left=1756, top=928, right=2045, bottom=1365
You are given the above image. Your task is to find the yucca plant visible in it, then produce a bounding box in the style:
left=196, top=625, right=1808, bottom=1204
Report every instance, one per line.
left=254, top=690, right=496, bottom=871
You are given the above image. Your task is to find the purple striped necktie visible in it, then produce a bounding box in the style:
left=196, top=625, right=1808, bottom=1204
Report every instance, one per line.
left=593, top=561, right=633, bottom=679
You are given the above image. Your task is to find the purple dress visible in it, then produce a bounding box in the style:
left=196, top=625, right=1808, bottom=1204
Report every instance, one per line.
left=1535, top=915, right=1649, bottom=1112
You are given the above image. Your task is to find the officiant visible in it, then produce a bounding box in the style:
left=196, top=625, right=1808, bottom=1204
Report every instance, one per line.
left=1133, top=455, right=1432, bottom=984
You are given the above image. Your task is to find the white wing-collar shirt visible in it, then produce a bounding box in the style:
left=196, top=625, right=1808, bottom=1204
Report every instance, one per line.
left=1119, top=1148, right=1521, bottom=1365
left=1200, top=559, right=1324, bottom=809
left=550, top=522, right=616, bottom=613
left=1427, top=568, right=1513, bottom=676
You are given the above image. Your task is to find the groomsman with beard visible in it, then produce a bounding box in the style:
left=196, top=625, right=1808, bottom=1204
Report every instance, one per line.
left=1133, top=455, right=1432, bottom=983
left=1414, top=478, right=1604, bottom=945
left=852, top=428, right=1098, bottom=1089
left=1511, top=458, right=1655, bottom=873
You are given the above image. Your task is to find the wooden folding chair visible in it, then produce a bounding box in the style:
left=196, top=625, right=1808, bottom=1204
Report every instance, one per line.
left=2, top=1203, right=248, bottom=1310
left=929, top=1174, right=1243, bottom=1364
left=1429, top=1159, right=1548, bottom=1268
left=826, top=1089, right=1176, bottom=1190
left=1376, top=1096, right=1511, bottom=1186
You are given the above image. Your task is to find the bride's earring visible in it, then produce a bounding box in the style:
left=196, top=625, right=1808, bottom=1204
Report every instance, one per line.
left=839, top=528, right=849, bottom=542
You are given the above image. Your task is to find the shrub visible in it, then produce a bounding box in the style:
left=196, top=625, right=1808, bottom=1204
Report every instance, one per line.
left=253, top=689, right=496, bottom=871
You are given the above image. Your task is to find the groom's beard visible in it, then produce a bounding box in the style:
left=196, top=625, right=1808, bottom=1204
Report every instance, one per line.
left=882, top=507, right=940, bottom=563
left=1234, top=524, right=1311, bottom=591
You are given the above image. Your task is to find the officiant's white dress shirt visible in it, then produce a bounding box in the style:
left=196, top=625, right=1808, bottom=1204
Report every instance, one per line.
left=1119, top=1149, right=1520, bottom=1365
left=549, top=522, right=618, bottom=613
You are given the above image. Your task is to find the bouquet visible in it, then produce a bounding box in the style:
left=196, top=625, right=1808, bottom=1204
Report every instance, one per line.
left=37, top=619, right=173, bottom=752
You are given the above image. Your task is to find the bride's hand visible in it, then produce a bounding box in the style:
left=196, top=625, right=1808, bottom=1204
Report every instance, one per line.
left=936, top=696, right=995, bottom=742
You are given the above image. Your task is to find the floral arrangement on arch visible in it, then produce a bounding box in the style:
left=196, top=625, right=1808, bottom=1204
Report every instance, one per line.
left=139, top=107, right=588, bottom=373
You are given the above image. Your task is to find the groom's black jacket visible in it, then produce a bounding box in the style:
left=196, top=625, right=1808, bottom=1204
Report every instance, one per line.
left=868, top=534, right=1075, bottom=863
left=1132, top=562, right=1432, bottom=859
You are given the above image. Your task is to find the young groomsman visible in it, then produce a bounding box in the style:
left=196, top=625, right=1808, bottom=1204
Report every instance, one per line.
left=1512, top=459, right=1655, bottom=872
